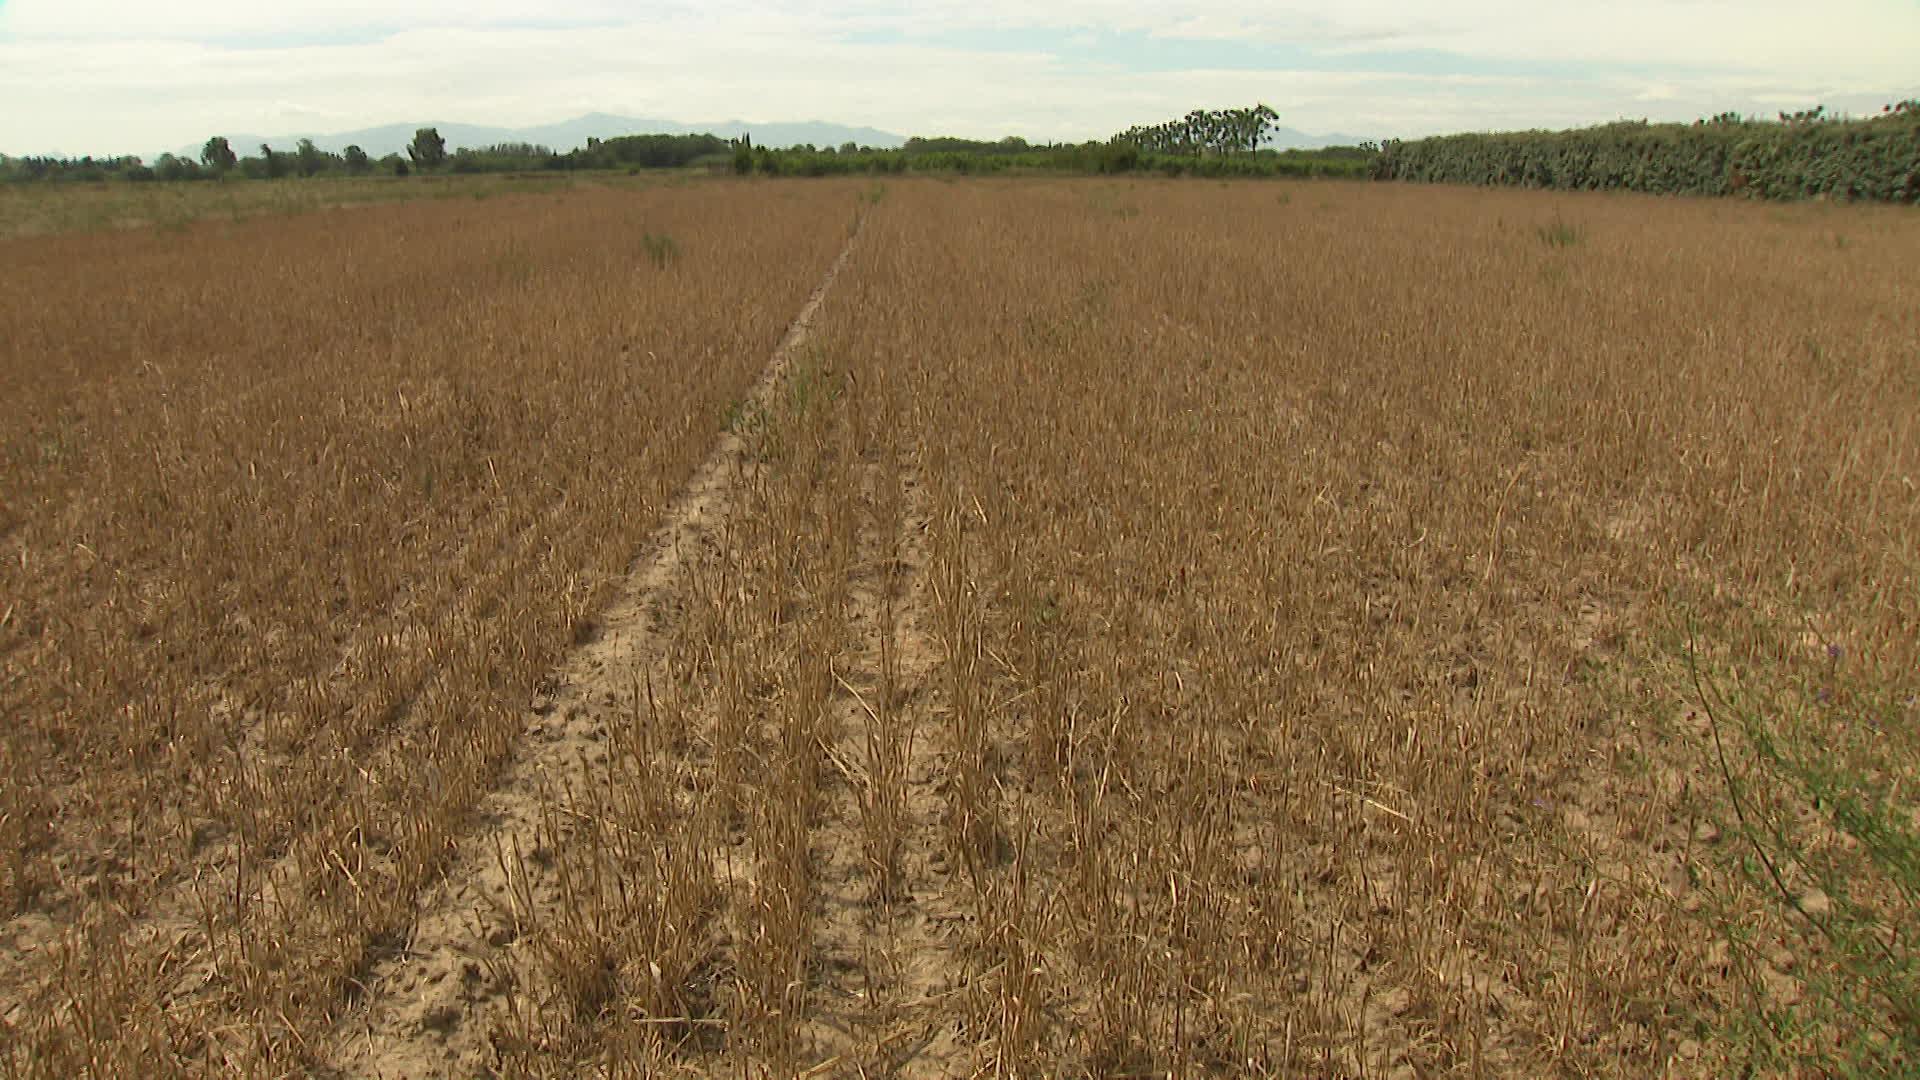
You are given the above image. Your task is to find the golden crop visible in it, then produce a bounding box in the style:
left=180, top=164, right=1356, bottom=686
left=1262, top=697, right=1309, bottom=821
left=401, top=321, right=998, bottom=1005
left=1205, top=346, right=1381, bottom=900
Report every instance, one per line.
left=0, top=179, right=857, bottom=1073
left=2, top=176, right=1915, bottom=1078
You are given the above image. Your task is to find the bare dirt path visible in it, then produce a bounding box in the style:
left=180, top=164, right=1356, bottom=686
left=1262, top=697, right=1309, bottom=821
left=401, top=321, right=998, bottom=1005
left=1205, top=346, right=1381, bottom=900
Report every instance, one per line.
left=322, top=227, right=862, bottom=1079
left=798, top=455, right=970, bottom=1078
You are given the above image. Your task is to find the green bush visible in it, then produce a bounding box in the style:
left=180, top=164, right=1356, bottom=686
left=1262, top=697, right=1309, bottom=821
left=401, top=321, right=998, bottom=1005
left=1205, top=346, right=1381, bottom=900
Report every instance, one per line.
left=1374, top=112, right=1920, bottom=203
left=1536, top=216, right=1585, bottom=247
left=641, top=232, right=678, bottom=268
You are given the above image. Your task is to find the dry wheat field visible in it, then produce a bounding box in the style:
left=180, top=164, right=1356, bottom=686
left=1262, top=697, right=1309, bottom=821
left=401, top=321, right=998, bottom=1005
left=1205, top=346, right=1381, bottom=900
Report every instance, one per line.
left=2, top=176, right=1916, bottom=1079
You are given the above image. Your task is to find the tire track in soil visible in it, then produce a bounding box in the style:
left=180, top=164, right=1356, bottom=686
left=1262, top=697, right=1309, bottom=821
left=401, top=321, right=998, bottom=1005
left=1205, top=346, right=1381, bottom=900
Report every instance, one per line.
left=802, top=457, right=971, bottom=1078
left=323, top=226, right=862, bottom=1080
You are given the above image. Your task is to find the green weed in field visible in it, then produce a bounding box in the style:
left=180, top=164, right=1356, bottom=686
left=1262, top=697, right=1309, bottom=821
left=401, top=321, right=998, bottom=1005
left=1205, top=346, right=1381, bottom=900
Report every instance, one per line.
left=1537, top=215, right=1587, bottom=248
left=642, top=232, right=679, bottom=268
left=1686, top=620, right=1920, bottom=1076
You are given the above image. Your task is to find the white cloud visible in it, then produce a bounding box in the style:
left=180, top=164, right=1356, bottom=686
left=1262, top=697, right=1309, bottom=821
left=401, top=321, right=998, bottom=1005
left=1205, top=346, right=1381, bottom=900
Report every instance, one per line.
left=0, top=0, right=650, bottom=38
left=1, top=1, right=1916, bottom=155
left=828, top=0, right=1920, bottom=84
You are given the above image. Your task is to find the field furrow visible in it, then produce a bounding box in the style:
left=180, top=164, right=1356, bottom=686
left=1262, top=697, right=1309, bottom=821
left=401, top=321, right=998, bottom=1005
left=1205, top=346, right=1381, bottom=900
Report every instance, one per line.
left=0, top=180, right=863, bottom=1075
left=323, top=222, right=862, bottom=1079
left=797, top=446, right=967, bottom=1076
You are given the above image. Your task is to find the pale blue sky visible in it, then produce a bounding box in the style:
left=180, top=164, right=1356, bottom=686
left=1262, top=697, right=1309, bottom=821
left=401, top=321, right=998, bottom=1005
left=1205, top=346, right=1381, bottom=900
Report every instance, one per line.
left=2, top=0, right=1916, bottom=156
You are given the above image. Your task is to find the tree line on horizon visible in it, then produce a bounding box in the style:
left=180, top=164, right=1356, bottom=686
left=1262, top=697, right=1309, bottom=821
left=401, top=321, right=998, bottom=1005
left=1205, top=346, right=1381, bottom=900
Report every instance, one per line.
left=1110, top=105, right=1292, bottom=156
left=8, top=103, right=1916, bottom=201
left=0, top=116, right=1375, bottom=185
left=1, top=128, right=456, bottom=183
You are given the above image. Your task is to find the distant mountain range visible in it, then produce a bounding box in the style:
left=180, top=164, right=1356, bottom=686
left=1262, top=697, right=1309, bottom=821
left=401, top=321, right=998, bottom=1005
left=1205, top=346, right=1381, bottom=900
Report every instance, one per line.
left=1267, top=127, right=1372, bottom=150
left=166, top=112, right=1369, bottom=160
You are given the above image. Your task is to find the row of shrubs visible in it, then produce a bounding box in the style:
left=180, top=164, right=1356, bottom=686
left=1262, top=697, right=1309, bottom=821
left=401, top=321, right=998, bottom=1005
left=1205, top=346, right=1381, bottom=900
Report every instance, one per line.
left=734, top=143, right=1371, bottom=179
left=0, top=141, right=1375, bottom=185
left=1372, top=111, right=1920, bottom=202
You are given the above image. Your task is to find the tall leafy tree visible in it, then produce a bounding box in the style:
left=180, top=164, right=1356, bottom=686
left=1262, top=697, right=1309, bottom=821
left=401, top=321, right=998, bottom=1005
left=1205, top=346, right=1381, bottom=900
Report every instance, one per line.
left=295, top=138, right=325, bottom=178
left=200, top=136, right=237, bottom=175
left=407, top=127, right=447, bottom=171
left=1249, top=104, right=1278, bottom=153
left=342, top=144, right=371, bottom=175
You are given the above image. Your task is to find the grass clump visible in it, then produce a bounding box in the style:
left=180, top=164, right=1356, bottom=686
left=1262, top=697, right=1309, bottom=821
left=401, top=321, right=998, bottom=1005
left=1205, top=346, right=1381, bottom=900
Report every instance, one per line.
left=1537, top=214, right=1586, bottom=247
left=642, top=231, right=679, bottom=267
left=1689, top=628, right=1920, bottom=1076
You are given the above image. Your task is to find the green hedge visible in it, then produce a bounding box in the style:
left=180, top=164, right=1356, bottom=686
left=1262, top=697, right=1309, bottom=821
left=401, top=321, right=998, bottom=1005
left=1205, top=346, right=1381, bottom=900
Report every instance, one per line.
left=1373, top=115, right=1920, bottom=202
